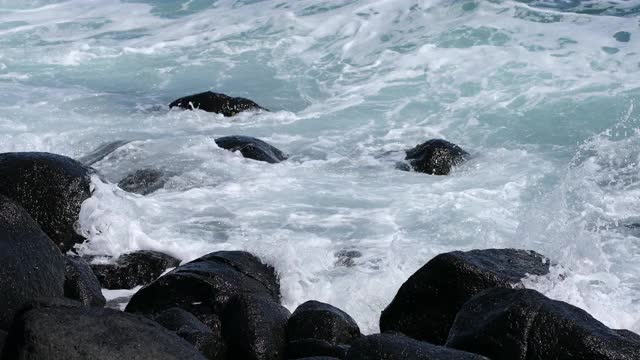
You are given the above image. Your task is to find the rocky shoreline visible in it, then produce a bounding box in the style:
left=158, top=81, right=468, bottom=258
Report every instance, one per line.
left=1, top=93, right=639, bottom=359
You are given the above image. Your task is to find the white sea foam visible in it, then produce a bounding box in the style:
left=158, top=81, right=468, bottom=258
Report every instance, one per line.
left=1, top=0, right=640, bottom=333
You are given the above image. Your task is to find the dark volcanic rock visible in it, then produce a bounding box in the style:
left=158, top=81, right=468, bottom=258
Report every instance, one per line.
left=345, top=333, right=489, bottom=360
left=0, top=329, right=6, bottom=354
left=287, top=339, right=349, bottom=359
left=125, top=251, right=280, bottom=323
left=3, top=305, right=207, bottom=360
left=90, top=250, right=180, bottom=289
left=288, top=300, right=361, bottom=345
left=380, top=248, right=549, bottom=344
left=447, top=288, right=640, bottom=360
left=402, top=139, right=468, bottom=175
left=215, top=135, right=288, bottom=163
left=64, top=255, right=106, bottom=307
left=118, top=168, right=169, bottom=195
left=169, top=91, right=267, bottom=116
left=0, top=152, right=92, bottom=252
left=0, top=195, right=65, bottom=330
left=77, top=140, right=131, bottom=166
left=294, top=358, right=341, bottom=360
left=151, top=307, right=225, bottom=360
left=221, top=293, right=290, bottom=360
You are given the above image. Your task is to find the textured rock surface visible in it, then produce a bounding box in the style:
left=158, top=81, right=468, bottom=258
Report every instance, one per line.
left=64, top=255, right=106, bottom=307
left=90, top=250, right=180, bottom=289
left=169, top=91, right=266, bottom=116
left=215, top=135, right=288, bottom=163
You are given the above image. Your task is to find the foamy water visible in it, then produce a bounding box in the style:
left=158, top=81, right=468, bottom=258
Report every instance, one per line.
left=1, top=0, right=640, bottom=333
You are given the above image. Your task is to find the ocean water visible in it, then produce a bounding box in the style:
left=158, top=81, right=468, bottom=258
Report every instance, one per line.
left=1, top=0, right=640, bottom=333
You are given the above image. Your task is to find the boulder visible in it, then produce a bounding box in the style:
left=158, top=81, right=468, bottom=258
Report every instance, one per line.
left=125, top=251, right=280, bottom=323
left=151, top=307, right=225, bottom=360
left=402, top=139, right=468, bottom=175
left=0, top=195, right=65, bottom=330
left=215, top=135, right=288, bottom=164
left=0, top=152, right=93, bottom=252
left=446, top=288, right=640, bottom=360
left=2, top=304, right=207, bottom=360
left=221, top=293, right=290, bottom=360
left=345, top=333, right=489, bottom=360
left=90, top=250, right=181, bottom=289
left=169, top=91, right=267, bottom=116
left=287, top=339, right=349, bottom=359
left=118, top=168, right=170, bottom=195
left=380, top=248, right=549, bottom=344
left=288, top=301, right=361, bottom=345
left=64, top=255, right=106, bottom=307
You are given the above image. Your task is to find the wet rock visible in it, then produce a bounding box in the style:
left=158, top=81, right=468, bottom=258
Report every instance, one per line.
left=288, top=301, right=361, bottom=345
left=90, top=250, right=181, bottom=289
left=380, top=248, right=549, bottom=344
left=221, top=293, right=290, bottom=360
left=294, top=358, right=341, bottom=360
left=614, top=31, right=631, bottom=42
left=334, top=250, right=362, bottom=267
left=3, top=305, right=207, bottom=360
left=402, top=139, right=468, bottom=175
left=77, top=140, right=131, bottom=166
left=0, top=152, right=93, bottom=252
left=169, top=91, right=267, bottom=116
left=118, top=168, right=170, bottom=195
left=0, top=195, right=65, bottom=330
left=151, top=307, right=225, bottom=360
left=287, top=339, right=349, bottom=359
left=215, top=135, right=288, bottom=164
left=64, top=255, right=106, bottom=307
left=125, top=251, right=280, bottom=323
left=446, top=288, right=640, bottom=360
left=0, top=329, right=6, bottom=354
left=345, top=333, right=489, bottom=360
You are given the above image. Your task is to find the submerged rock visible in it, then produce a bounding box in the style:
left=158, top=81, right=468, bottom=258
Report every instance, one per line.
left=380, top=248, right=549, bottom=344
left=125, top=251, right=280, bottom=323
left=0, top=195, right=65, bottom=330
left=402, top=139, right=468, bottom=175
left=151, top=307, right=226, bottom=360
left=345, top=333, right=489, bottom=360
left=446, top=288, right=640, bottom=360
left=3, top=304, right=207, bottom=360
left=215, top=135, right=288, bottom=163
left=118, top=168, right=170, bottom=195
left=334, top=250, right=362, bottom=267
left=288, top=300, right=361, bottom=345
left=0, top=152, right=93, bottom=252
left=221, top=293, right=290, bottom=360
left=614, top=31, right=631, bottom=42
left=77, top=140, right=131, bottom=166
left=169, top=91, right=267, bottom=116
left=64, top=255, right=106, bottom=307
left=90, top=250, right=181, bottom=289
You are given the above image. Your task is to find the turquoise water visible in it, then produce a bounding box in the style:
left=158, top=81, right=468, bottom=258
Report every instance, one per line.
left=1, top=0, right=640, bottom=332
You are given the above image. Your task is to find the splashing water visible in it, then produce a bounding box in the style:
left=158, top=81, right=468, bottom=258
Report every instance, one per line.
left=1, top=0, right=640, bottom=333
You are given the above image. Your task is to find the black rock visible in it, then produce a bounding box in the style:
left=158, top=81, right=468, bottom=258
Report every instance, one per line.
left=446, top=288, right=640, bottom=360
left=125, top=251, right=280, bottom=323
left=151, top=307, right=225, bottom=360
left=169, top=91, right=267, bottom=116
left=0, top=152, right=93, bottom=252
left=288, top=301, right=361, bottom=345
left=77, top=140, right=131, bottom=166
left=0, top=195, right=65, bottom=330
left=64, top=255, right=106, bottom=307
left=90, top=250, right=181, bottom=289
left=118, top=168, right=170, bottom=195
left=614, top=31, right=631, bottom=42
left=293, top=358, right=341, bottom=360
left=380, top=248, right=549, bottom=344
left=402, top=139, right=468, bottom=175
left=3, top=305, right=207, bottom=360
left=287, top=339, right=349, bottom=359
left=215, top=135, right=288, bottom=164
left=345, top=333, right=489, bottom=360
left=221, top=293, right=290, bottom=360
left=0, top=329, right=6, bottom=354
